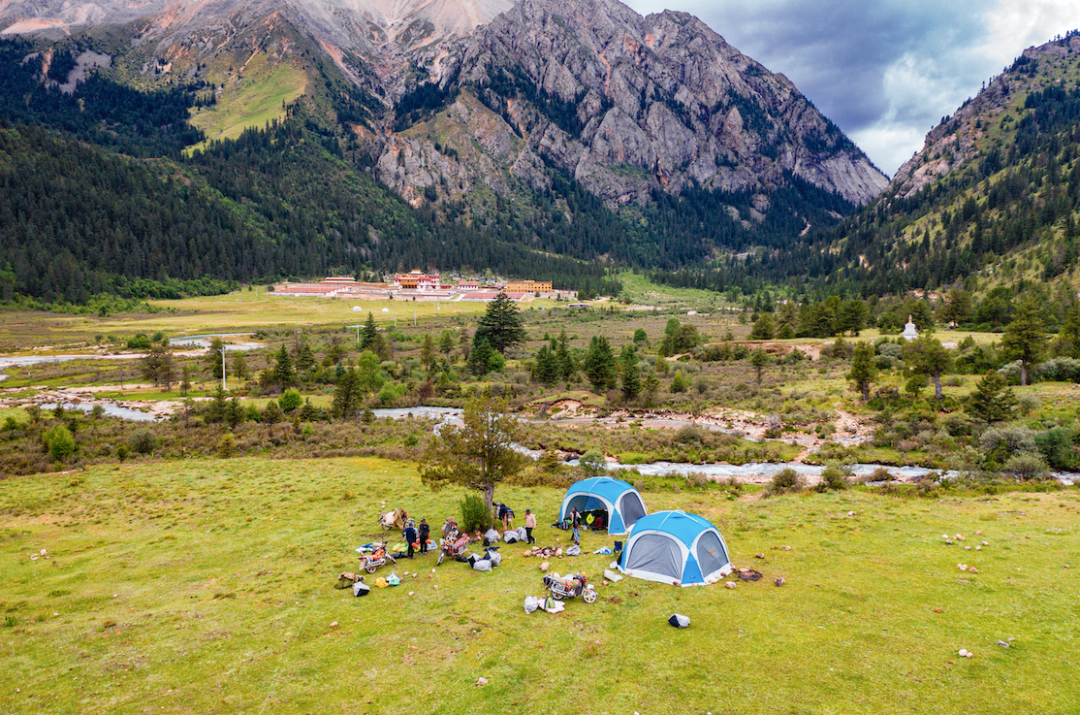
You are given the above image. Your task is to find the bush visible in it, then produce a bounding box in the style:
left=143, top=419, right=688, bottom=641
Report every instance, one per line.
left=979, top=425, right=1038, bottom=462
left=941, top=412, right=973, bottom=437
left=127, top=428, right=158, bottom=455
left=767, top=468, right=804, bottom=495
left=579, top=450, right=607, bottom=477
left=674, top=424, right=706, bottom=446
left=459, top=493, right=491, bottom=532
left=278, top=388, right=303, bottom=412
left=1000, top=454, right=1051, bottom=481
left=820, top=465, right=850, bottom=490
left=218, top=433, right=237, bottom=458
left=45, top=424, right=75, bottom=461
left=1035, top=427, right=1080, bottom=470
left=1018, top=393, right=1041, bottom=416
left=1036, top=357, right=1080, bottom=382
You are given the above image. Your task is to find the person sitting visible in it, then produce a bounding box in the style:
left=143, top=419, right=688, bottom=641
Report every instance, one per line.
left=593, top=513, right=605, bottom=531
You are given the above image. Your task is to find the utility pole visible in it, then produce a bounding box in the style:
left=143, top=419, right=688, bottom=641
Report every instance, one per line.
left=219, top=345, right=228, bottom=391
left=347, top=324, right=361, bottom=347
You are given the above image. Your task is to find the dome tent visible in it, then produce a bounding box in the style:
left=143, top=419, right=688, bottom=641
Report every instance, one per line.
left=559, top=477, right=647, bottom=536
left=618, top=511, right=732, bottom=586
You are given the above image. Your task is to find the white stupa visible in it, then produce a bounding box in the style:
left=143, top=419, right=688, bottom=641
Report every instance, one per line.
left=901, top=315, right=919, bottom=341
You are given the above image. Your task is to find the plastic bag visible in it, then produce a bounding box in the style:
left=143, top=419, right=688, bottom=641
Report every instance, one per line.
left=524, top=596, right=539, bottom=614
left=486, top=550, right=502, bottom=567
left=374, top=577, right=388, bottom=588
left=566, top=545, right=581, bottom=556
left=387, top=573, right=401, bottom=586
left=353, top=581, right=370, bottom=597
left=668, top=614, right=690, bottom=628
left=503, top=531, right=518, bottom=543
left=472, top=559, right=492, bottom=572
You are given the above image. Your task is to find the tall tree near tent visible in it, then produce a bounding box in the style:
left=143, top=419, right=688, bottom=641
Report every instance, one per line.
left=360, top=313, right=378, bottom=350
left=1001, top=294, right=1047, bottom=386
left=474, top=292, right=526, bottom=354
left=272, top=345, right=295, bottom=390
left=419, top=396, right=527, bottom=516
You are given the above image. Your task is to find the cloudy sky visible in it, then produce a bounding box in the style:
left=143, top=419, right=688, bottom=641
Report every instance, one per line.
left=624, top=0, right=1080, bottom=176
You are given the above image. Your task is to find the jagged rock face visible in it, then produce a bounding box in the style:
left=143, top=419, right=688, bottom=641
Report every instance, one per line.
left=2, top=0, right=889, bottom=212
left=413, top=0, right=888, bottom=206
left=888, top=34, right=1080, bottom=201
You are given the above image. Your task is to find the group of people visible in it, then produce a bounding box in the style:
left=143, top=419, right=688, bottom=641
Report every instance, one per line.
left=397, top=504, right=541, bottom=555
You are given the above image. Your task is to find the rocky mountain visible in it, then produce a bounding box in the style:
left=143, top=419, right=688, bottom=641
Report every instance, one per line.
left=829, top=31, right=1080, bottom=296
left=1, top=0, right=886, bottom=213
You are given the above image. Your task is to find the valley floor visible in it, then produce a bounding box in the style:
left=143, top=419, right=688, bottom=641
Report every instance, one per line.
left=2, top=457, right=1078, bottom=714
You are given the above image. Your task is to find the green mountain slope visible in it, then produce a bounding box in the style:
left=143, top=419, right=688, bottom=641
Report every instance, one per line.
left=827, top=31, right=1080, bottom=298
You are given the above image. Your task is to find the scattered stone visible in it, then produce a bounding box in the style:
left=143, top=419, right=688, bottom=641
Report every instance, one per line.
left=539, top=561, right=550, bottom=572
left=942, top=534, right=949, bottom=540
left=413, top=573, right=418, bottom=578
left=433, top=585, right=439, bottom=590
left=958, top=564, right=968, bottom=571
left=555, top=548, right=563, bottom=557
left=30, top=554, right=38, bottom=561
left=955, top=534, right=965, bottom=541
left=40, top=549, right=47, bottom=556
left=933, top=608, right=943, bottom=613
left=997, top=640, right=1010, bottom=648
left=968, top=567, right=979, bottom=574
left=775, top=577, right=785, bottom=587
left=781, top=545, right=792, bottom=551
left=975, top=530, right=982, bottom=536
left=408, top=591, right=415, bottom=597
left=1066, top=564, right=1071, bottom=569
left=982, top=541, right=989, bottom=546
left=964, top=546, right=971, bottom=551
left=945, top=540, right=953, bottom=545
left=755, top=553, right=765, bottom=559
left=975, top=546, right=982, bottom=551
left=329, top=621, right=338, bottom=628
left=958, top=648, right=973, bottom=658
left=725, top=581, right=737, bottom=589
left=476, top=677, right=488, bottom=686
left=847, top=511, right=856, bottom=517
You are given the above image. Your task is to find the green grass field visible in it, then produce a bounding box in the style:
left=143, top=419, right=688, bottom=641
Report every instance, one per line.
left=3, top=457, right=1079, bottom=714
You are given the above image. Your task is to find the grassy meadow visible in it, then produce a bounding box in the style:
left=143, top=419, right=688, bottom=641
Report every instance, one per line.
left=3, top=457, right=1079, bottom=714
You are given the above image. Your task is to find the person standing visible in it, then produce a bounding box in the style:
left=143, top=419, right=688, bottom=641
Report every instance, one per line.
left=418, top=518, right=430, bottom=554
left=524, top=509, right=537, bottom=544
left=571, top=521, right=580, bottom=546
left=403, top=520, right=418, bottom=559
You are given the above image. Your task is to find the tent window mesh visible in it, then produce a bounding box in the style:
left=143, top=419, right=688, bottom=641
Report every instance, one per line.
left=619, top=493, right=646, bottom=529
left=695, top=532, right=728, bottom=578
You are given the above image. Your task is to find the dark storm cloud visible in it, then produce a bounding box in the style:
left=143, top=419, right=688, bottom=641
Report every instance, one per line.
left=624, top=0, right=1080, bottom=175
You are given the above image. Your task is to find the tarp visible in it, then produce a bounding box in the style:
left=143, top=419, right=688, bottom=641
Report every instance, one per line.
left=618, top=510, right=732, bottom=587
left=559, top=477, right=647, bottom=535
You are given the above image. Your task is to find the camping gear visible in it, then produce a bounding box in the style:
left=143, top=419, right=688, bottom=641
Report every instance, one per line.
left=378, top=508, right=407, bottom=530
left=542, top=572, right=597, bottom=604
left=472, top=558, right=492, bottom=572
left=374, top=577, right=389, bottom=588
left=353, top=580, right=371, bottom=597
left=359, top=541, right=396, bottom=574
left=504, top=530, right=519, bottom=544
left=602, top=569, right=623, bottom=582
left=387, top=573, right=401, bottom=586
left=336, top=572, right=362, bottom=589
left=484, top=528, right=501, bottom=546
left=566, top=545, right=581, bottom=556
left=486, top=550, right=502, bottom=567
left=524, top=596, right=539, bottom=614
left=618, top=510, right=732, bottom=587
left=437, top=533, right=470, bottom=566
left=668, top=614, right=690, bottom=628
left=559, top=477, right=647, bottom=536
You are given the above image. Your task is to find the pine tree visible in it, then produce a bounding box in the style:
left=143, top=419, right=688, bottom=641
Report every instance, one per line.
left=750, top=314, right=775, bottom=340
left=439, top=329, right=456, bottom=358
left=749, top=348, right=770, bottom=385
left=474, top=292, right=526, bottom=354
left=847, top=341, right=876, bottom=401
left=333, top=367, right=361, bottom=419
left=620, top=345, right=641, bottom=401
left=272, top=344, right=295, bottom=390
left=968, top=370, right=1017, bottom=424
left=469, top=336, right=494, bottom=376
left=534, top=345, right=560, bottom=387
left=420, top=334, right=437, bottom=372
left=1001, top=294, right=1047, bottom=386
left=295, top=343, right=316, bottom=372
left=556, top=330, right=575, bottom=383
left=360, top=312, right=378, bottom=350
left=583, top=335, right=617, bottom=391
left=903, top=336, right=952, bottom=400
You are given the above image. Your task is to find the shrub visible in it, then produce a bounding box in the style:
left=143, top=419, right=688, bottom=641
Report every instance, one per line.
left=1036, top=357, right=1080, bottom=382
left=127, top=428, right=158, bottom=455
left=218, top=433, right=237, bottom=458
left=1018, top=393, right=1041, bottom=416
left=767, top=468, right=804, bottom=495
left=45, top=424, right=75, bottom=461
left=579, top=450, right=607, bottom=477
left=278, top=388, right=303, bottom=412
left=979, top=425, right=1038, bottom=462
left=820, top=465, right=850, bottom=490
left=941, top=412, right=973, bottom=437
left=459, top=493, right=491, bottom=532
left=1000, top=454, right=1051, bottom=481
left=674, top=424, right=706, bottom=446
left=1035, top=427, right=1080, bottom=470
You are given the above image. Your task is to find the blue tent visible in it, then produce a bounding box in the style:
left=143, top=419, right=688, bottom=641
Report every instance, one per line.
left=559, top=477, right=647, bottom=535
left=618, top=511, right=732, bottom=586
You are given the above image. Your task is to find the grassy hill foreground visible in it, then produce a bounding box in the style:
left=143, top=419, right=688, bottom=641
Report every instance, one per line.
left=2, top=457, right=1079, bottom=714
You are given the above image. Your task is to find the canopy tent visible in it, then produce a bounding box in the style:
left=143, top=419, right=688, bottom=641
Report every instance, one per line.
left=618, top=511, right=732, bottom=586
left=559, top=477, right=647, bottom=536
